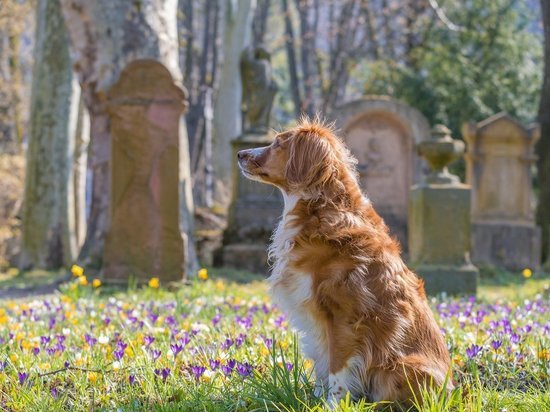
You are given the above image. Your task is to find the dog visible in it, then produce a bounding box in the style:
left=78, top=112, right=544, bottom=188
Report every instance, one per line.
left=237, top=117, right=452, bottom=407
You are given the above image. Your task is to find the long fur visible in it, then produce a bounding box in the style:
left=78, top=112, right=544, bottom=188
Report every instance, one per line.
left=238, top=117, right=453, bottom=406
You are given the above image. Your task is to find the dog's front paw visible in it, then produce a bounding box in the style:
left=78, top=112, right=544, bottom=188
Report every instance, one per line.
left=313, top=382, right=324, bottom=398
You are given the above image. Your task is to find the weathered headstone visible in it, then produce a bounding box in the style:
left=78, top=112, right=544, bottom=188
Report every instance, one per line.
left=330, top=96, right=430, bottom=252
left=103, top=60, right=187, bottom=283
left=409, top=125, right=478, bottom=295
left=463, top=113, right=541, bottom=271
left=220, top=47, right=281, bottom=273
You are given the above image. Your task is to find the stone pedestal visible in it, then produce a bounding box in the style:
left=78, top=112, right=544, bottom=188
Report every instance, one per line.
left=219, top=132, right=283, bottom=273
left=103, top=60, right=186, bottom=283
left=463, top=113, right=541, bottom=271
left=409, top=185, right=478, bottom=295
left=409, top=125, right=478, bottom=295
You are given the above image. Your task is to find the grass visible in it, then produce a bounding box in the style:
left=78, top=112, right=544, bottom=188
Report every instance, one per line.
left=0, top=266, right=548, bottom=411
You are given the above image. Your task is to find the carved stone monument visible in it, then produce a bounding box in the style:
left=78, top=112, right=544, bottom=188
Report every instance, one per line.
left=463, top=113, right=541, bottom=271
left=409, top=125, right=478, bottom=295
left=220, top=47, right=281, bottom=273
left=330, top=96, right=430, bottom=253
left=103, top=60, right=187, bottom=283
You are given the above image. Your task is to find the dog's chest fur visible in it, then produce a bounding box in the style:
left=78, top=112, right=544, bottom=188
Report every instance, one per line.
left=267, top=194, right=329, bottom=379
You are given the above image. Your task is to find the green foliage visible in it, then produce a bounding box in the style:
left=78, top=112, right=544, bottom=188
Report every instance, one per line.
left=362, top=0, right=542, bottom=136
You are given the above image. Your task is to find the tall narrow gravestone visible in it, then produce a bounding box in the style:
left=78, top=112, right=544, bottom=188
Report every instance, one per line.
left=103, top=60, right=187, bottom=283
left=463, top=113, right=541, bottom=271
left=409, top=125, right=478, bottom=295
left=330, top=96, right=430, bottom=253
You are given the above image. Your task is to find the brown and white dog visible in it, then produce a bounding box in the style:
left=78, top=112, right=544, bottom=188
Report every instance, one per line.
left=237, top=118, right=452, bottom=407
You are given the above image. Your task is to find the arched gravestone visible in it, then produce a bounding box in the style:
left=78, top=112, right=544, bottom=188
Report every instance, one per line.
left=330, top=96, right=430, bottom=252
left=103, top=60, right=187, bottom=283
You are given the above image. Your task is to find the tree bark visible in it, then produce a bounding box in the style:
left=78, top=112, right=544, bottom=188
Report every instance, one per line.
left=60, top=0, right=198, bottom=275
left=282, top=0, right=302, bottom=117
left=212, top=0, right=255, bottom=207
left=538, top=0, right=550, bottom=265
left=20, top=0, right=79, bottom=270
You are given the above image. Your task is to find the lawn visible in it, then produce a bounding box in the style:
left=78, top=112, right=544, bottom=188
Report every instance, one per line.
left=0, top=267, right=548, bottom=411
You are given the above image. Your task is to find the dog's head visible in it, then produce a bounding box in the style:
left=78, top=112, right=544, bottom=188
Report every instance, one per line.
left=237, top=118, right=356, bottom=195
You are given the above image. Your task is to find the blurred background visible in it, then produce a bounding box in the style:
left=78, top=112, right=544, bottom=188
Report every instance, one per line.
left=0, top=0, right=548, bottom=290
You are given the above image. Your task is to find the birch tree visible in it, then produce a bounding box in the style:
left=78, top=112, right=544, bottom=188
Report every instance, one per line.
left=212, top=0, right=256, bottom=207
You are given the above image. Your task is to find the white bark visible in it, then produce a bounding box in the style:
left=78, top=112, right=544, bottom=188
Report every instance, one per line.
left=212, top=0, right=256, bottom=207
left=20, top=0, right=79, bottom=270
left=60, top=0, right=198, bottom=274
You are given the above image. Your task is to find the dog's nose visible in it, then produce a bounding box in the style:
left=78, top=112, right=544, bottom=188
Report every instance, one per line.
left=237, top=150, right=248, bottom=160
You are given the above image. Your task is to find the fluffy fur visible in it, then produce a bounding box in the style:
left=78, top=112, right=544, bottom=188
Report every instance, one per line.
left=237, top=117, right=453, bottom=407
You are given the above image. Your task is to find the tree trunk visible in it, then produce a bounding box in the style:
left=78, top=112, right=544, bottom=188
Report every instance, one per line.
left=212, top=0, right=255, bottom=207
left=60, top=0, right=198, bottom=275
left=282, top=0, right=302, bottom=117
left=20, top=0, right=79, bottom=270
left=73, top=94, right=90, bottom=249
left=538, top=0, right=550, bottom=265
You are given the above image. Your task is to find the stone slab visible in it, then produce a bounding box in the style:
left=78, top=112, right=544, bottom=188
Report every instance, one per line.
left=415, top=265, right=478, bottom=296
left=471, top=222, right=541, bottom=271
left=409, top=184, right=472, bottom=266
left=222, top=243, right=269, bottom=274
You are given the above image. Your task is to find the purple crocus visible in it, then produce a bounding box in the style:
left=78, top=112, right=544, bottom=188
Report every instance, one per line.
left=170, top=343, right=183, bottom=356
left=129, top=374, right=136, bottom=385
left=212, top=313, right=222, bottom=326
left=149, top=349, right=161, bottom=361
left=190, top=365, right=206, bottom=381
left=236, top=333, right=246, bottom=348
left=209, top=359, right=220, bottom=371
left=155, top=367, right=171, bottom=381
left=32, top=347, right=40, bottom=356
left=221, top=338, right=234, bottom=350
left=51, top=387, right=58, bottom=399
left=179, top=333, right=190, bottom=347
left=84, top=333, right=97, bottom=347
left=143, top=335, right=155, bottom=347
left=491, top=340, right=502, bottom=350
left=285, top=362, right=293, bottom=372
left=510, top=333, right=521, bottom=344
left=466, top=344, right=482, bottom=358
left=40, top=336, right=51, bottom=346
left=236, top=362, right=253, bottom=377
left=18, top=372, right=29, bottom=385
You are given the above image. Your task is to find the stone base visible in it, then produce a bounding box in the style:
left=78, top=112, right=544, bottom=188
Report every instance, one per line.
left=416, top=264, right=478, bottom=296
left=471, top=222, right=541, bottom=271
left=222, top=243, right=269, bottom=275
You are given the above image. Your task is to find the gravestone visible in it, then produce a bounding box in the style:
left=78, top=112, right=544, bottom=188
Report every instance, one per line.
left=103, top=60, right=187, bottom=283
left=463, top=113, right=541, bottom=271
left=330, top=96, right=430, bottom=252
left=219, top=46, right=281, bottom=273
left=409, top=125, right=478, bottom=295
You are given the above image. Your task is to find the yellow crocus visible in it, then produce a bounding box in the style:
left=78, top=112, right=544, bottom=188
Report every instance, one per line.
left=522, top=268, right=532, bottom=278
left=78, top=276, right=88, bottom=286
left=71, top=264, right=84, bottom=277
left=92, top=279, right=102, bottom=288
left=198, top=268, right=208, bottom=280
left=148, top=277, right=160, bottom=289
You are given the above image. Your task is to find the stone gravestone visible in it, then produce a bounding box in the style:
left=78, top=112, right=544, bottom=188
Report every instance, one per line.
left=103, top=60, right=187, bottom=283
left=330, top=96, right=430, bottom=252
left=409, top=125, right=478, bottom=295
left=220, top=46, right=282, bottom=273
left=463, top=113, right=541, bottom=271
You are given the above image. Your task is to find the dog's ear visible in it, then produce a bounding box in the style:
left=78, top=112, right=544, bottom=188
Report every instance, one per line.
left=285, top=131, right=335, bottom=191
